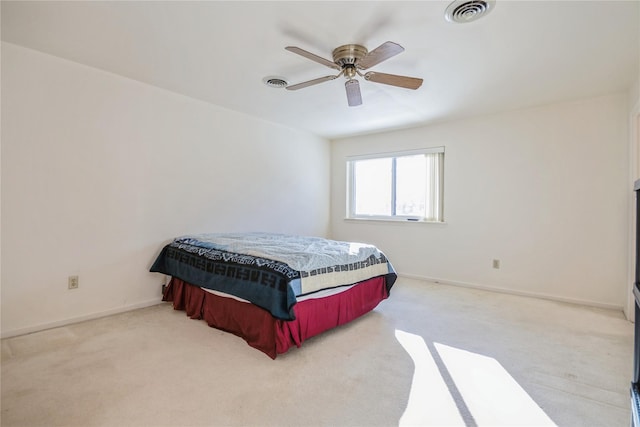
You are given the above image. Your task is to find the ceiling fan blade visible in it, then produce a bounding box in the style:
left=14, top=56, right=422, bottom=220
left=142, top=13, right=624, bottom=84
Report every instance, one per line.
left=357, top=41, right=405, bottom=70
left=364, top=71, right=423, bottom=90
left=285, top=46, right=340, bottom=70
left=345, top=79, right=362, bottom=107
left=285, top=75, right=338, bottom=91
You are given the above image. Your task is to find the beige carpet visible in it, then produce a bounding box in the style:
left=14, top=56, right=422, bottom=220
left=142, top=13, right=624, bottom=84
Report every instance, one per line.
left=1, top=278, right=633, bottom=426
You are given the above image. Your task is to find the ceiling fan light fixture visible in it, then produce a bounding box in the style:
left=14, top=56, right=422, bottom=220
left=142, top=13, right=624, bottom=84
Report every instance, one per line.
left=262, top=76, right=289, bottom=88
left=445, top=0, right=495, bottom=23
left=345, top=79, right=362, bottom=107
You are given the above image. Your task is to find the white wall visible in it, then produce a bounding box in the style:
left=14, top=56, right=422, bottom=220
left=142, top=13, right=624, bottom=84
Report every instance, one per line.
left=331, top=94, right=629, bottom=309
left=1, top=42, right=330, bottom=336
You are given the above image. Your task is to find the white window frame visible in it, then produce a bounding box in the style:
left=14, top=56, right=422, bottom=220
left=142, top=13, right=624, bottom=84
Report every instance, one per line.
left=346, top=147, right=445, bottom=223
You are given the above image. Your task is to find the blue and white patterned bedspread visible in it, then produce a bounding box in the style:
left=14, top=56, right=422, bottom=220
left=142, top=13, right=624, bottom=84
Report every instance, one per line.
left=150, top=232, right=396, bottom=320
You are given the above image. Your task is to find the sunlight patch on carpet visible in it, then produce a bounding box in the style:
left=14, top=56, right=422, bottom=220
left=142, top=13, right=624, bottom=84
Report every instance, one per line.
left=395, top=330, right=465, bottom=426
left=396, top=330, right=557, bottom=426
left=435, top=342, right=556, bottom=426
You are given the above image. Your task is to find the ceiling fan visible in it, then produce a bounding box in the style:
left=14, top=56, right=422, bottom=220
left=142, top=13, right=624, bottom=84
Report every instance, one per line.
left=284, top=41, right=423, bottom=107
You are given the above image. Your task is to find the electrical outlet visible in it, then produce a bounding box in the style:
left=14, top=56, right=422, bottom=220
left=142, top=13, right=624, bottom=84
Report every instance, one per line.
left=68, top=275, right=79, bottom=289
left=492, top=259, right=500, bottom=269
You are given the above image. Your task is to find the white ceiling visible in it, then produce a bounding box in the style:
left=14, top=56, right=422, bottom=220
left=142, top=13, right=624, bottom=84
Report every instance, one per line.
left=2, top=1, right=638, bottom=139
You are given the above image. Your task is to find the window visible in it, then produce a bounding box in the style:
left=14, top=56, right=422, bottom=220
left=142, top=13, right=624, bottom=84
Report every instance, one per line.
left=346, top=147, right=444, bottom=222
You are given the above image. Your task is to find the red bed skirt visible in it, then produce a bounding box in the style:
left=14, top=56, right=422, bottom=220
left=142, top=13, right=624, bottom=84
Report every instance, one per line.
left=163, top=276, right=389, bottom=359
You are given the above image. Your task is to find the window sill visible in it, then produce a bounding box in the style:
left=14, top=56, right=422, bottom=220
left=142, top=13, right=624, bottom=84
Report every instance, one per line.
left=344, top=218, right=447, bottom=225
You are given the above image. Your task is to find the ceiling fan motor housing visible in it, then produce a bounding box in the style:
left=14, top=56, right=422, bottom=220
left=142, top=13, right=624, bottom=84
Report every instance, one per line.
left=332, top=44, right=368, bottom=68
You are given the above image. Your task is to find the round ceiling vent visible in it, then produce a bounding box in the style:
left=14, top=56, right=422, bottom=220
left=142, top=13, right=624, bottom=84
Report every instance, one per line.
left=445, top=0, right=495, bottom=23
left=262, top=76, right=289, bottom=88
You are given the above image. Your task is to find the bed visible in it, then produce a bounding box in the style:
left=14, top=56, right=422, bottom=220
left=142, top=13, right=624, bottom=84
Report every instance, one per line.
left=150, top=232, right=397, bottom=358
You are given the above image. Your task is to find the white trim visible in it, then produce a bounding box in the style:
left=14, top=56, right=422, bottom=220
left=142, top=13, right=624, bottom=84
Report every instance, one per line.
left=0, top=297, right=163, bottom=339
left=344, top=217, right=447, bottom=225
left=398, top=273, right=626, bottom=313
left=345, top=146, right=444, bottom=162
left=626, top=100, right=640, bottom=322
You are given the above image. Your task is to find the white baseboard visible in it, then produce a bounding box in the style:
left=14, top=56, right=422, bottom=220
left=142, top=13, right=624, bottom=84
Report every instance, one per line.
left=2, top=276, right=626, bottom=339
left=1, top=297, right=164, bottom=339
left=397, top=273, right=625, bottom=313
